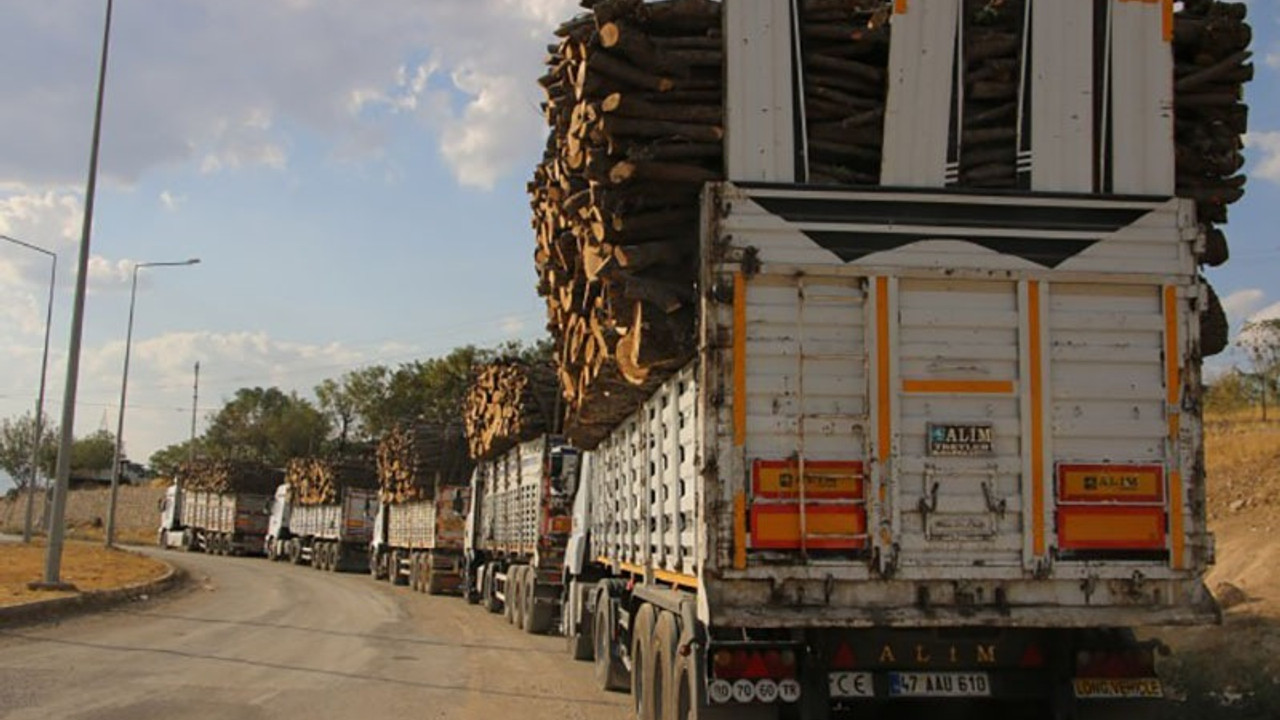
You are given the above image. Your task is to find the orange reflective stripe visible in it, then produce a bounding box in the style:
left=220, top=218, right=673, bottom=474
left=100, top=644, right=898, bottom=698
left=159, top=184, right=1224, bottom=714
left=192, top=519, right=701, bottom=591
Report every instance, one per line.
left=1028, top=282, right=1046, bottom=557
left=1164, top=285, right=1184, bottom=569
left=733, top=272, right=747, bottom=447
left=876, top=278, right=891, bottom=464
left=903, top=379, right=1015, bottom=395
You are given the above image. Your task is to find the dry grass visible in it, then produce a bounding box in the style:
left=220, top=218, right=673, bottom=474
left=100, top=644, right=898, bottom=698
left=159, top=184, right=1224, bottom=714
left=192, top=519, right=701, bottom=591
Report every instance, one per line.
left=1147, top=414, right=1280, bottom=715
left=0, top=539, right=169, bottom=607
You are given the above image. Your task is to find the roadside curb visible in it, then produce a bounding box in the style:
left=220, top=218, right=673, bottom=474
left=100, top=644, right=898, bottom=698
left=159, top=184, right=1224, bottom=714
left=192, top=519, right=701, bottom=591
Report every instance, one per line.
left=0, top=553, right=188, bottom=628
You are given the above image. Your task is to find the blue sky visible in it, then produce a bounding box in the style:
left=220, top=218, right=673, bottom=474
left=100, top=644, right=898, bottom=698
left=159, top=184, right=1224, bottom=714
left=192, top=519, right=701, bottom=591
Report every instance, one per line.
left=1, top=1, right=1278, bottom=484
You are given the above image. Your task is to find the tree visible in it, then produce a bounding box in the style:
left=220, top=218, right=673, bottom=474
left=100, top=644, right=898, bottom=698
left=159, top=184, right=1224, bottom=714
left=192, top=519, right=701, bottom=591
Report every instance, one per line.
left=201, top=387, right=330, bottom=465
left=1204, top=369, right=1253, bottom=416
left=1237, top=318, right=1280, bottom=421
left=0, top=413, right=58, bottom=490
left=149, top=440, right=195, bottom=478
left=70, top=429, right=117, bottom=474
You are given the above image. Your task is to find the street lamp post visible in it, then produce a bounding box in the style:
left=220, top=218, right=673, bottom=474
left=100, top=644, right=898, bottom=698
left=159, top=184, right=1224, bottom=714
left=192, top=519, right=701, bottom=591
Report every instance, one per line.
left=105, top=258, right=199, bottom=548
left=0, top=235, right=57, bottom=544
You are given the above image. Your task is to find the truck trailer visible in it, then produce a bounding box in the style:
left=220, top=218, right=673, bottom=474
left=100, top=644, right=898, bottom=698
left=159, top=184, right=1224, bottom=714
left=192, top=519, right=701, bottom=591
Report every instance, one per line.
left=266, top=483, right=378, bottom=572
left=465, top=434, right=580, bottom=634
left=370, top=485, right=471, bottom=594
left=158, top=483, right=271, bottom=556
left=550, top=2, right=1223, bottom=718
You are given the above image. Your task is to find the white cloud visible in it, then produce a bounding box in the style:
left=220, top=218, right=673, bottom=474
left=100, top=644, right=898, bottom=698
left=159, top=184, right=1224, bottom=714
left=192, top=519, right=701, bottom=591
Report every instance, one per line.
left=159, top=191, right=186, bottom=211
left=0, top=1, right=578, bottom=192
left=1247, top=301, right=1280, bottom=324
left=1244, top=132, right=1280, bottom=183
left=1221, top=288, right=1267, bottom=325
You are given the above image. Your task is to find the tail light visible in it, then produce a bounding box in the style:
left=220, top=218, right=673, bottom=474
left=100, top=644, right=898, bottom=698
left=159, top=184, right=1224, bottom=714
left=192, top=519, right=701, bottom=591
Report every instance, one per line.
left=711, top=647, right=798, bottom=680
left=1075, top=647, right=1156, bottom=678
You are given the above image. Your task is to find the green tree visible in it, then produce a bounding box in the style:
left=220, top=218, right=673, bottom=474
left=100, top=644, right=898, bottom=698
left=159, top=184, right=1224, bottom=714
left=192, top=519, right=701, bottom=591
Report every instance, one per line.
left=0, top=413, right=58, bottom=490
left=1204, top=370, right=1254, bottom=415
left=149, top=440, right=196, bottom=478
left=70, top=429, right=117, bottom=474
left=1237, top=318, right=1280, bottom=421
left=202, top=387, right=330, bottom=465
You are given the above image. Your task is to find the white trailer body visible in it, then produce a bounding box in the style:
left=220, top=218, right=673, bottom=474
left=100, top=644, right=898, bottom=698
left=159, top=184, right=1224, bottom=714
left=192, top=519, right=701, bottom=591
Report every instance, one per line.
left=266, top=484, right=377, bottom=571
left=372, top=486, right=470, bottom=595
left=573, top=180, right=1216, bottom=714
left=158, top=484, right=270, bottom=556
left=465, top=435, right=579, bottom=633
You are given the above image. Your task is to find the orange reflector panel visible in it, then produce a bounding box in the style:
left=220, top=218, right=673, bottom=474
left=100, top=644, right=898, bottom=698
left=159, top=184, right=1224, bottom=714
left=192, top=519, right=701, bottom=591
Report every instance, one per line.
left=1057, top=506, right=1166, bottom=551
left=752, top=460, right=865, bottom=499
left=751, top=504, right=867, bottom=550
left=1057, top=464, right=1164, bottom=503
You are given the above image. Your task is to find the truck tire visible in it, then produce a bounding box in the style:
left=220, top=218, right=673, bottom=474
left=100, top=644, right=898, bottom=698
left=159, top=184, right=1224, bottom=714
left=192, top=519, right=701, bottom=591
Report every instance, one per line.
left=510, top=566, right=527, bottom=628
left=369, top=549, right=382, bottom=579
left=265, top=538, right=277, bottom=561
left=331, top=543, right=345, bottom=572
left=390, top=550, right=407, bottom=586
left=671, top=640, right=743, bottom=720
left=524, top=570, right=553, bottom=634
left=631, top=604, right=657, bottom=719
left=182, top=530, right=195, bottom=552
left=410, top=554, right=423, bottom=591
left=592, top=587, right=628, bottom=692
left=482, top=563, right=503, bottom=614
left=504, top=567, right=519, bottom=624
left=288, top=539, right=303, bottom=565
left=650, top=610, right=679, bottom=720
left=425, top=558, right=448, bottom=596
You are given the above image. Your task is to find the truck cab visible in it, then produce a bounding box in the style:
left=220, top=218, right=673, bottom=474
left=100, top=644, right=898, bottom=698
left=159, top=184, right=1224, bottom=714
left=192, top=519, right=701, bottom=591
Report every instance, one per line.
left=265, top=483, right=293, bottom=561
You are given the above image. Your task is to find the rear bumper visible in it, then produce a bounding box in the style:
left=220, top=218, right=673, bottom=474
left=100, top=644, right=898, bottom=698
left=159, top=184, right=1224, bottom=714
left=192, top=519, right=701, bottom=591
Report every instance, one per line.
left=706, top=576, right=1220, bottom=628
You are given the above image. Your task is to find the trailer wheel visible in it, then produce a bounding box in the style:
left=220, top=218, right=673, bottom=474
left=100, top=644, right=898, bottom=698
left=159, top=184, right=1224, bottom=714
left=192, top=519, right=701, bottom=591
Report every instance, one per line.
left=425, top=558, right=448, bottom=596
left=524, top=569, right=553, bottom=634
left=390, top=550, right=407, bottom=586
left=504, top=567, right=519, bottom=624
left=482, top=563, right=503, bottom=614
left=510, top=567, right=527, bottom=628
left=368, top=549, right=382, bottom=579
left=651, top=611, right=680, bottom=720
left=410, top=554, right=423, bottom=591
left=631, top=604, right=658, bottom=718
left=568, top=585, right=594, bottom=661
left=321, top=543, right=334, bottom=571
left=181, top=530, right=195, bottom=552
left=332, top=543, right=346, bottom=572
left=592, top=587, right=628, bottom=692
left=288, top=538, right=303, bottom=564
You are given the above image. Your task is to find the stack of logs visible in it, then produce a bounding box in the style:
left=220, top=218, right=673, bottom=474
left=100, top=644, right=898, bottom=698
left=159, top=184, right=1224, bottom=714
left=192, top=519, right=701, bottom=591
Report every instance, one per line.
left=180, top=458, right=281, bottom=496
left=1175, top=0, right=1252, bottom=356
left=463, top=360, right=560, bottom=461
left=532, top=0, right=725, bottom=446
left=533, top=0, right=1250, bottom=447
left=376, top=423, right=472, bottom=504
left=284, top=454, right=378, bottom=506
left=801, top=1, right=891, bottom=185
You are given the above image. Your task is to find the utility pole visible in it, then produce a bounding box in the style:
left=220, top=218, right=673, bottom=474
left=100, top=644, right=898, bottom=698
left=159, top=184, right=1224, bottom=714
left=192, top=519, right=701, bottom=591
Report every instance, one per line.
left=39, top=0, right=114, bottom=589
left=189, top=361, right=200, bottom=468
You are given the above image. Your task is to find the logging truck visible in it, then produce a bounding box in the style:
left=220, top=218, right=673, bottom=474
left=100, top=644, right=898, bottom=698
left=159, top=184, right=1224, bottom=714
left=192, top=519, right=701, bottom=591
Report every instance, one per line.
left=545, top=2, right=1225, bottom=718
left=464, top=434, right=581, bottom=633
left=369, top=485, right=472, bottom=594
left=158, top=483, right=271, bottom=556
left=265, top=483, right=378, bottom=571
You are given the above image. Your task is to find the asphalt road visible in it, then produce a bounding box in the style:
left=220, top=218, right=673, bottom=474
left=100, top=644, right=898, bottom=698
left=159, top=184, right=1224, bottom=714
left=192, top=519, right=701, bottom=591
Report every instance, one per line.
left=0, top=549, right=629, bottom=720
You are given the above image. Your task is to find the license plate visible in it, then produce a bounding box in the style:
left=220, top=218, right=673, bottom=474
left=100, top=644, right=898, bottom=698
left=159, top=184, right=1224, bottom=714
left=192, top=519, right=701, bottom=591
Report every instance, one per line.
left=828, top=671, right=875, bottom=698
left=889, top=672, right=991, bottom=698
left=1073, top=678, right=1163, bottom=699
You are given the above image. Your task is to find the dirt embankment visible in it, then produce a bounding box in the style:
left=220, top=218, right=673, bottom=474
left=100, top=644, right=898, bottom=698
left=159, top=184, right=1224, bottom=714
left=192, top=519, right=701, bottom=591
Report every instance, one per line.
left=0, top=485, right=165, bottom=545
left=1149, top=416, right=1280, bottom=717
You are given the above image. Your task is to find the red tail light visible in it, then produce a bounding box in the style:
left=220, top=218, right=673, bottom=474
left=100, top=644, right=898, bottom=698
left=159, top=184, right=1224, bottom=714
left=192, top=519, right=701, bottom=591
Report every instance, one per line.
left=830, top=642, right=857, bottom=670
left=712, top=648, right=798, bottom=680
left=1019, top=644, right=1045, bottom=668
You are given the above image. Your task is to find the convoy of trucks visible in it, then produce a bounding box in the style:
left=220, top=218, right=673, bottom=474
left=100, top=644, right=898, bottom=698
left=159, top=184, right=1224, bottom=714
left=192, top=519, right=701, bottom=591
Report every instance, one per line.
left=150, top=1, right=1251, bottom=718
